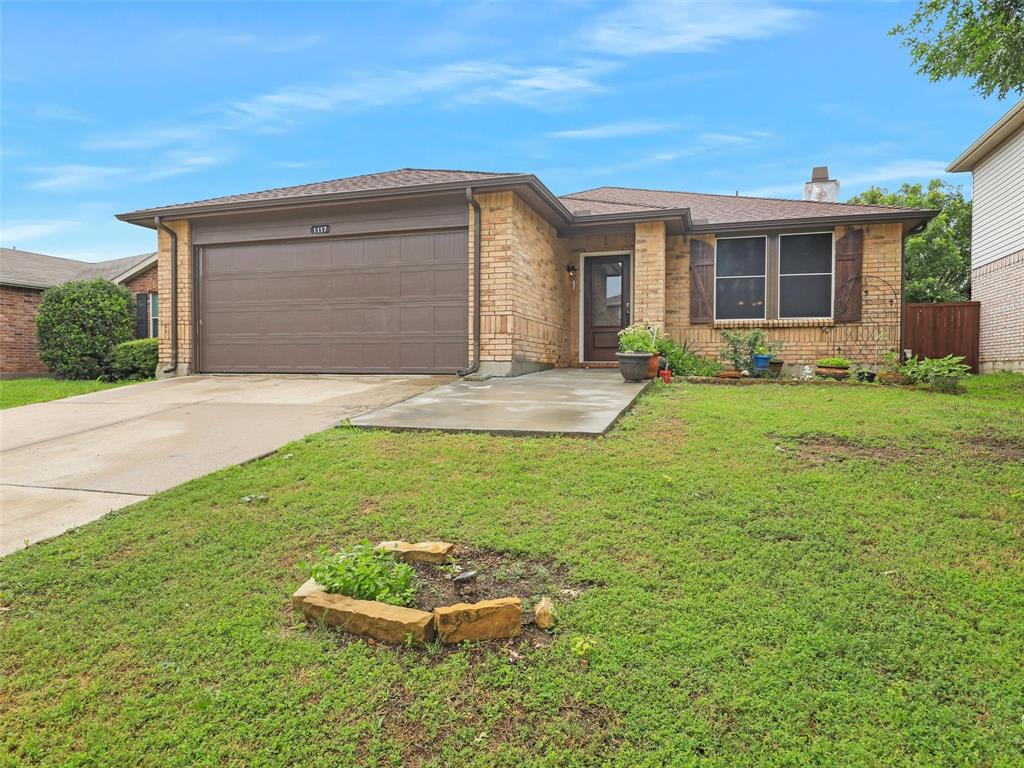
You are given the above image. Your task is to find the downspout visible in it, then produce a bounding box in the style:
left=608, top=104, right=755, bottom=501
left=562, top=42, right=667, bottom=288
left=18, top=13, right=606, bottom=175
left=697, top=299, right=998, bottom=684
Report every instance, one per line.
left=154, top=216, right=178, bottom=374
left=458, top=187, right=482, bottom=377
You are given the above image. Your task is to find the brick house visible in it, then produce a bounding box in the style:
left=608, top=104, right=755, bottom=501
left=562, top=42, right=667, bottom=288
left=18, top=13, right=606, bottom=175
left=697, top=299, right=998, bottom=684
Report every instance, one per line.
left=948, top=99, right=1024, bottom=373
left=0, top=249, right=158, bottom=377
left=115, top=168, right=935, bottom=378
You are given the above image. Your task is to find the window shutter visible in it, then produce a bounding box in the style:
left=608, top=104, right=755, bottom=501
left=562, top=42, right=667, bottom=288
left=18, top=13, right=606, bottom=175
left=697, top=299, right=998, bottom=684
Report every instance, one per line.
left=135, top=293, right=149, bottom=339
left=834, top=228, right=863, bottom=323
left=689, top=239, right=714, bottom=324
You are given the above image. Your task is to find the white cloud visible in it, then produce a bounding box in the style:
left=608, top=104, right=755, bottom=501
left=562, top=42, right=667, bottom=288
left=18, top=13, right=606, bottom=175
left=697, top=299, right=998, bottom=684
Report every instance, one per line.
left=85, top=126, right=209, bottom=152
left=584, top=1, right=806, bottom=55
left=168, top=29, right=323, bottom=54
left=550, top=120, right=676, bottom=139
left=0, top=218, right=79, bottom=242
left=28, top=165, right=126, bottom=191
left=145, top=153, right=224, bottom=180
left=699, top=132, right=758, bottom=146
left=274, top=160, right=313, bottom=169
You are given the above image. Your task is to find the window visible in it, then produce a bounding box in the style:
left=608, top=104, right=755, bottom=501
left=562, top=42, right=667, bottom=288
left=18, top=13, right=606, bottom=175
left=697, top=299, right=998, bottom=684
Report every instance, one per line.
left=715, top=236, right=766, bottom=320
left=779, top=233, right=833, bottom=318
left=149, top=292, right=159, bottom=337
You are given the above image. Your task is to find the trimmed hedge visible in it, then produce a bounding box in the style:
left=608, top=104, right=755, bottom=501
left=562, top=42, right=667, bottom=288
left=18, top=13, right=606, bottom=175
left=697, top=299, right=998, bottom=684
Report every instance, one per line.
left=36, top=279, right=134, bottom=379
left=108, top=338, right=159, bottom=381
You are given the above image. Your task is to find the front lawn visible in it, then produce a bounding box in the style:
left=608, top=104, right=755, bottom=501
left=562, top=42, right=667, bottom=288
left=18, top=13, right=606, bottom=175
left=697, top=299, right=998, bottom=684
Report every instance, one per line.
left=1, top=375, right=1022, bottom=766
left=0, top=377, right=132, bottom=409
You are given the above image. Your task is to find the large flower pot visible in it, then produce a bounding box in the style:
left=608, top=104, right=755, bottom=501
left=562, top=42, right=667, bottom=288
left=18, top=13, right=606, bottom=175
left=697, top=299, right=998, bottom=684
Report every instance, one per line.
left=816, top=366, right=850, bottom=380
left=616, top=352, right=653, bottom=382
left=878, top=371, right=907, bottom=385
left=753, top=353, right=772, bottom=371
left=646, top=353, right=661, bottom=379
left=769, top=360, right=784, bottom=377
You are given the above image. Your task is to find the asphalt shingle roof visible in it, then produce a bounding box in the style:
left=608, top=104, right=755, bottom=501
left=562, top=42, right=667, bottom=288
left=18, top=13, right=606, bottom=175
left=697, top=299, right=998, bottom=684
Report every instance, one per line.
left=0, top=248, right=156, bottom=290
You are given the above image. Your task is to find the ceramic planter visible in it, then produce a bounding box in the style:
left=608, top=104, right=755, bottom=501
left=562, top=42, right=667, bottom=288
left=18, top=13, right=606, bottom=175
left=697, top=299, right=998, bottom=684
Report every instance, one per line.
left=753, top=353, right=772, bottom=371
left=646, top=353, right=661, bottom=379
left=616, top=352, right=653, bottom=382
left=878, top=371, right=907, bottom=385
left=816, top=366, right=850, bottom=380
left=769, top=360, right=784, bottom=376
left=855, top=370, right=877, bottom=383
left=717, top=370, right=742, bottom=379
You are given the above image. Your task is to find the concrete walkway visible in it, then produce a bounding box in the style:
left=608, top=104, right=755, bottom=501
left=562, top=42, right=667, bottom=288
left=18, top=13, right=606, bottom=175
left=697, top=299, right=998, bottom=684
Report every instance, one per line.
left=351, top=368, right=649, bottom=436
left=0, top=374, right=447, bottom=556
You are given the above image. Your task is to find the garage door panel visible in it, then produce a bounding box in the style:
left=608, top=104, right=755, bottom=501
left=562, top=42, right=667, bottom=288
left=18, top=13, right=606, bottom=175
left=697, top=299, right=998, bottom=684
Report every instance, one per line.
left=201, top=230, right=468, bottom=373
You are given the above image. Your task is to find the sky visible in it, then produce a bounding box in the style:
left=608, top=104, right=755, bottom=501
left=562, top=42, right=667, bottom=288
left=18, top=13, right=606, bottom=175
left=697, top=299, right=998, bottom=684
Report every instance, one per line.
left=0, top=0, right=1015, bottom=262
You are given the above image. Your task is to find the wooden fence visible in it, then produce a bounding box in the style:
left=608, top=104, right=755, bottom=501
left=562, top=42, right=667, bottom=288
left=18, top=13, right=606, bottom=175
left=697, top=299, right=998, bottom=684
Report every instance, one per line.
left=904, top=301, right=981, bottom=372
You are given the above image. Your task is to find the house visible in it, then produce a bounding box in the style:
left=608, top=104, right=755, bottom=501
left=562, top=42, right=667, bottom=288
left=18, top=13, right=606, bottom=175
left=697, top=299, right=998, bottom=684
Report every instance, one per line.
left=115, top=168, right=935, bottom=378
left=947, top=99, right=1024, bottom=373
left=0, top=248, right=158, bottom=377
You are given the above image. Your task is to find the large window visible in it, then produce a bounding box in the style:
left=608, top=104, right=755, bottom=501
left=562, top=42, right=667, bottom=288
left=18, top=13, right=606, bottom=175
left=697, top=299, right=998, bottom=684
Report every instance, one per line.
left=715, top=236, right=766, bottom=320
left=779, top=233, right=833, bottom=319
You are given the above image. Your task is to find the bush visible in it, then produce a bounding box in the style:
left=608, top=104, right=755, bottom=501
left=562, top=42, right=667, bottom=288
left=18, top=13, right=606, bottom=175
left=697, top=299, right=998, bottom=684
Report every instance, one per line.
left=107, top=338, right=159, bottom=381
left=656, top=337, right=723, bottom=376
left=304, top=542, right=417, bottom=607
left=900, top=355, right=971, bottom=385
left=816, top=357, right=852, bottom=368
left=617, top=322, right=657, bottom=353
left=719, top=328, right=783, bottom=372
left=36, top=279, right=134, bottom=379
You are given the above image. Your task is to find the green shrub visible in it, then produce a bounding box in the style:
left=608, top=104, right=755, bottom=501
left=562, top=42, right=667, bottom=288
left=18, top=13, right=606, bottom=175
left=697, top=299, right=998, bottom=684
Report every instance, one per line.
left=816, top=357, right=852, bottom=368
left=719, top=328, right=783, bottom=372
left=304, top=542, right=417, bottom=607
left=656, top=336, right=722, bottom=376
left=900, top=355, right=971, bottom=385
left=617, top=323, right=657, bottom=353
left=107, top=338, right=159, bottom=381
left=36, top=279, right=134, bottom=379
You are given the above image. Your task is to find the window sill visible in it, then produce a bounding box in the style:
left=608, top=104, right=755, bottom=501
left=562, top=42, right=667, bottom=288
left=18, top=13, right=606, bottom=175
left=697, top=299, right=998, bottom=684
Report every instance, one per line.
left=713, top=318, right=835, bottom=329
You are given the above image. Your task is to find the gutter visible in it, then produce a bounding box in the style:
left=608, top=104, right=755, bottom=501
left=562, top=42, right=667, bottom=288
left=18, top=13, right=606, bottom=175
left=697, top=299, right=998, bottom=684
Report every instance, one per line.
left=458, top=188, right=482, bottom=377
left=154, top=216, right=178, bottom=374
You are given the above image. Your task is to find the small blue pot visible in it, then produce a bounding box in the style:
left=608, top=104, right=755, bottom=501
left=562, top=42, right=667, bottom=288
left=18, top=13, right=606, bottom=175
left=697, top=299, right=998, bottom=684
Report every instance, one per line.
left=753, top=353, right=772, bottom=371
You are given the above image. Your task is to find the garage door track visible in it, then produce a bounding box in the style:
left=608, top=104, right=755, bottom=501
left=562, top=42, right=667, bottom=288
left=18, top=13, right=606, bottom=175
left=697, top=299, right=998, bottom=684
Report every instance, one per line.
left=0, top=374, right=446, bottom=556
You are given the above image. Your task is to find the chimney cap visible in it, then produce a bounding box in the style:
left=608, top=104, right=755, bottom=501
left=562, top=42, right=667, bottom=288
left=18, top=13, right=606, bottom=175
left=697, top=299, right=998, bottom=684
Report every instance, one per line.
left=811, top=166, right=830, bottom=182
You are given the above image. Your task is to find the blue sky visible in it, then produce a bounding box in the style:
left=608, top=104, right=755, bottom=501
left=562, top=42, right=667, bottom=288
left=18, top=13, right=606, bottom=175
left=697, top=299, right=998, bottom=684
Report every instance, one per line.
left=0, top=1, right=1012, bottom=261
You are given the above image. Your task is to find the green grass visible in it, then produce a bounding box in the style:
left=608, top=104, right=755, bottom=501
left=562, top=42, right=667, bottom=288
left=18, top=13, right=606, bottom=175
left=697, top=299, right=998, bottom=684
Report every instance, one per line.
left=2, top=375, right=1022, bottom=767
left=0, top=377, right=133, bottom=409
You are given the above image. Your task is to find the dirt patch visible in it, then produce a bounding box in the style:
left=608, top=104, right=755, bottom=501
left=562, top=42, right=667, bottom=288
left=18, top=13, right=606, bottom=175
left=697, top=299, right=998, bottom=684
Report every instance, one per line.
left=769, top=432, right=920, bottom=466
left=966, top=433, right=1024, bottom=462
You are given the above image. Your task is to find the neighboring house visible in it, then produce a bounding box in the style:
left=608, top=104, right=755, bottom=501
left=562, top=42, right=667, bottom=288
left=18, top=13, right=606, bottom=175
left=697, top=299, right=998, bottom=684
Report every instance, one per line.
left=948, top=99, right=1024, bottom=373
left=115, top=168, right=934, bottom=378
left=0, top=248, right=158, bottom=377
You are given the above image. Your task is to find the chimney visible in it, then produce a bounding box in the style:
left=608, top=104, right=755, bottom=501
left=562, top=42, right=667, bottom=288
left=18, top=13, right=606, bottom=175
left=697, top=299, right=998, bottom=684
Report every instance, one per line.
left=803, top=166, right=840, bottom=202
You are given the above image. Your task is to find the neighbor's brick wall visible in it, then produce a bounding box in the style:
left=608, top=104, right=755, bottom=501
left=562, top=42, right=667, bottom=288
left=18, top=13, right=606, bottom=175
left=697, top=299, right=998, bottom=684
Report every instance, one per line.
left=476, top=191, right=572, bottom=367
left=0, top=285, right=47, bottom=376
left=123, top=264, right=158, bottom=295
left=157, top=220, right=192, bottom=371
left=972, top=248, right=1024, bottom=372
left=663, top=222, right=904, bottom=365
left=633, top=221, right=666, bottom=329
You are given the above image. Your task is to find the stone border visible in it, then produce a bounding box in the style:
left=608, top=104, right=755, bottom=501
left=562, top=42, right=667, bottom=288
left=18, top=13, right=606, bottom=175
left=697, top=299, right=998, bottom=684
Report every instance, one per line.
left=292, top=542, right=529, bottom=645
left=682, top=376, right=871, bottom=387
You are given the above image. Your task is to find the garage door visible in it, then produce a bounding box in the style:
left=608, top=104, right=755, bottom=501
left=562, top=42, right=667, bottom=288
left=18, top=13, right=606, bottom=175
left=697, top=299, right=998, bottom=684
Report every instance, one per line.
left=199, top=230, right=468, bottom=373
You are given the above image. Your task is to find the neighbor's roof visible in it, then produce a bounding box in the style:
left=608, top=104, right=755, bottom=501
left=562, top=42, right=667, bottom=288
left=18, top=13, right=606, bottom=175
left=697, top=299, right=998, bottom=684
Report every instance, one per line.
left=0, top=248, right=157, bottom=290
left=117, top=166, right=937, bottom=233
left=948, top=99, right=1024, bottom=173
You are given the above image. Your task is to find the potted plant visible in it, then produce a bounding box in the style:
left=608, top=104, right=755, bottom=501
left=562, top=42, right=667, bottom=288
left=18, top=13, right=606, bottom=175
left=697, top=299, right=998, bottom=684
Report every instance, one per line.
left=616, top=323, right=656, bottom=382
left=878, top=350, right=907, bottom=385
left=815, top=357, right=852, bottom=380
left=769, top=358, right=784, bottom=377
left=752, top=344, right=773, bottom=373
left=853, top=364, right=877, bottom=383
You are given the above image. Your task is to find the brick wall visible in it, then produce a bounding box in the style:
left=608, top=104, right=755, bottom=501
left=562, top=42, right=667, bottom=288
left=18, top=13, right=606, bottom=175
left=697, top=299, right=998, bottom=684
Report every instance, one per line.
left=123, top=264, right=157, bottom=295
left=0, top=285, right=46, bottom=376
left=157, top=220, right=192, bottom=373
left=972, top=248, right=1024, bottom=372
left=633, top=221, right=666, bottom=329
left=663, top=222, right=904, bottom=365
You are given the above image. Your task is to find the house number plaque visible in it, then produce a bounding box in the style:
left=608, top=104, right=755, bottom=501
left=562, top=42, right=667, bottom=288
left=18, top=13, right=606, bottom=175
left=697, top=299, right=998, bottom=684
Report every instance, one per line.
left=310, top=224, right=331, bottom=235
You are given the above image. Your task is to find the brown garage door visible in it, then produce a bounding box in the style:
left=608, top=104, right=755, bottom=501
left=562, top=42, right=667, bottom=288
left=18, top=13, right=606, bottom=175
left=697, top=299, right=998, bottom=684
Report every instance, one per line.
left=199, top=230, right=468, bottom=373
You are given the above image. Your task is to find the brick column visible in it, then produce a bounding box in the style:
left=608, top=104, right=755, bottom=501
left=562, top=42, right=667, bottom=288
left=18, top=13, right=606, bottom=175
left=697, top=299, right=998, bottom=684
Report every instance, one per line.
left=156, top=219, right=192, bottom=375
left=633, top=221, right=667, bottom=330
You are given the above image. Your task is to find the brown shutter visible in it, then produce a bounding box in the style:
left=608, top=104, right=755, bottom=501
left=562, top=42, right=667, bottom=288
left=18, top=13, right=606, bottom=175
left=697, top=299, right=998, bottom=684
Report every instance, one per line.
left=689, top=239, right=714, bottom=324
left=834, top=228, right=863, bottom=323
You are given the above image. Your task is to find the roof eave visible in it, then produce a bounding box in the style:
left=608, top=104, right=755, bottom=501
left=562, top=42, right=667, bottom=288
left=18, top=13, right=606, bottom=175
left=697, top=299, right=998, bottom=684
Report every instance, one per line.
left=947, top=98, right=1024, bottom=172
left=0, top=279, right=51, bottom=290
left=691, top=208, right=939, bottom=235
left=109, top=252, right=159, bottom=284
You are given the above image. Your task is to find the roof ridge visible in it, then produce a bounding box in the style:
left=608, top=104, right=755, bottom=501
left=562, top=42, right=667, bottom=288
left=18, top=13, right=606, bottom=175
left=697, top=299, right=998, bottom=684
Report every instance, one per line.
left=396, top=166, right=520, bottom=176
left=560, top=193, right=671, bottom=211
left=564, top=185, right=932, bottom=212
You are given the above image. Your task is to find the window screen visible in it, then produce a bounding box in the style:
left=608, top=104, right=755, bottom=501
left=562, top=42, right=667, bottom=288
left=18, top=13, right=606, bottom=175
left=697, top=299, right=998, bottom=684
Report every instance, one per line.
left=149, top=292, right=159, bottom=338
left=715, top=237, right=766, bottom=320
left=779, top=233, right=832, bottom=318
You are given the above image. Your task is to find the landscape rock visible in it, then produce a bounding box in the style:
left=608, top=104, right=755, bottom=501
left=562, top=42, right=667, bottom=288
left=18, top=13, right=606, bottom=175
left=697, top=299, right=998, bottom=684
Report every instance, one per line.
left=376, top=540, right=454, bottom=564
left=291, top=578, right=326, bottom=610
left=300, top=590, right=435, bottom=644
left=453, top=569, right=478, bottom=596
left=533, top=596, right=555, bottom=629
left=433, top=597, right=522, bottom=643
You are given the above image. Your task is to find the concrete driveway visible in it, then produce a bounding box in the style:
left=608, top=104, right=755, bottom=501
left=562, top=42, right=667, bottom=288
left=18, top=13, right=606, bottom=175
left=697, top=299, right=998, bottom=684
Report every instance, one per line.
left=0, top=374, right=447, bottom=556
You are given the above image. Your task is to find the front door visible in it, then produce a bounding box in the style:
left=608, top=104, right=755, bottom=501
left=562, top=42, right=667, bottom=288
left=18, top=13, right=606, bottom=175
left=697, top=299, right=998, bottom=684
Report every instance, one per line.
left=583, top=254, right=631, bottom=361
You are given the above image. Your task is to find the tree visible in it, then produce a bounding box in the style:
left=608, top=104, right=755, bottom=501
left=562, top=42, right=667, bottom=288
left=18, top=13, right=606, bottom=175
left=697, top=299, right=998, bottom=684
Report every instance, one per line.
left=847, top=180, right=972, bottom=303
left=891, top=0, right=1024, bottom=99
left=36, top=279, right=135, bottom=379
